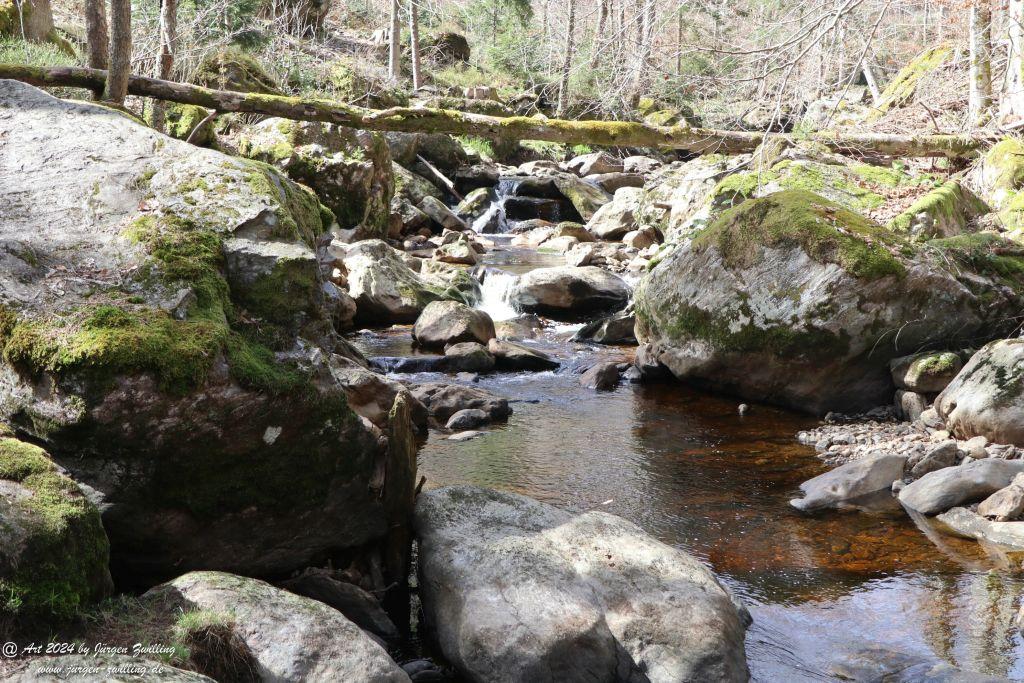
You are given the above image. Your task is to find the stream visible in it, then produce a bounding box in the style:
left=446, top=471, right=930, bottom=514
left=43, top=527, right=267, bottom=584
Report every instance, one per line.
left=353, top=237, right=1024, bottom=682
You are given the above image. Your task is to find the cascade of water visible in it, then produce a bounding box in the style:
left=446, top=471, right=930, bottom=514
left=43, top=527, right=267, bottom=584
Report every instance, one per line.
left=470, top=177, right=526, bottom=235
left=476, top=268, right=520, bottom=321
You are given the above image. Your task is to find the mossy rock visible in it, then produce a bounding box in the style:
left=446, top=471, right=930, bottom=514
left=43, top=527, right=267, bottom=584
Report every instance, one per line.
left=0, top=436, right=112, bottom=625
left=194, top=46, right=281, bottom=95
left=887, top=180, right=989, bottom=240
left=873, top=44, right=953, bottom=115
left=158, top=103, right=216, bottom=146
left=978, top=137, right=1024, bottom=239
left=329, top=57, right=408, bottom=108
left=424, top=31, right=470, bottom=64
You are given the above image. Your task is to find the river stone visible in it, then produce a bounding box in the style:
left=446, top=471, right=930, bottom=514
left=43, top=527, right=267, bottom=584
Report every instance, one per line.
left=898, top=459, right=1024, bottom=515
left=910, top=440, right=960, bottom=478
left=444, top=342, right=495, bottom=373
left=235, top=117, right=394, bottom=239
left=587, top=172, right=646, bottom=194
left=393, top=162, right=443, bottom=205
left=829, top=644, right=1011, bottom=683
left=573, top=311, right=637, bottom=345
left=580, top=362, right=621, bottom=390
left=445, top=408, right=491, bottom=431
left=790, top=453, right=907, bottom=512
left=433, top=236, right=480, bottom=265
left=410, top=383, right=512, bottom=423
left=144, top=571, right=409, bottom=682
left=487, top=338, right=559, bottom=371
left=935, top=340, right=1024, bottom=447
left=11, top=654, right=216, bottom=682
left=890, top=351, right=963, bottom=393
left=635, top=190, right=1024, bottom=415
left=280, top=569, right=399, bottom=641
left=0, top=81, right=417, bottom=583
left=328, top=357, right=428, bottom=431
left=415, top=486, right=750, bottom=683
left=977, top=474, right=1024, bottom=521
left=512, top=266, right=631, bottom=320
left=420, top=196, right=468, bottom=231
left=566, top=151, right=623, bottom=177
left=938, top=507, right=1024, bottom=551
left=0, top=437, right=113, bottom=623
left=586, top=187, right=642, bottom=239
left=413, top=301, right=496, bottom=349
left=895, top=390, right=929, bottom=422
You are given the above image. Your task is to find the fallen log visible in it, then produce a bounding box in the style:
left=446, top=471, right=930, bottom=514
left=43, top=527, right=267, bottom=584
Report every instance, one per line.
left=0, top=63, right=998, bottom=158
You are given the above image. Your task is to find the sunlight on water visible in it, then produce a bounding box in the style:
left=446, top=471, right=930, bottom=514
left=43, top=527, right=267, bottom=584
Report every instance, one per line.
left=476, top=268, right=520, bottom=321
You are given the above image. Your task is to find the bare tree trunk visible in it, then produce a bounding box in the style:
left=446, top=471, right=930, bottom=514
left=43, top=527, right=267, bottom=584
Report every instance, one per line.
left=409, top=0, right=421, bottom=91
left=969, top=1, right=993, bottom=126
left=84, top=0, right=108, bottom=100
left=589, top=0, right=608, bottom=69
left=1, top=64, right=994, bottom=159
left=1002, top=0, right=1024, bottom=124
left=388, top=0, right=401, bottom=81
left=862, top=55, right=882, bottom=106
left=150, top=0, right=177, bottom=132
left=104, top=0, right=130, bottom=104
left=676, top=4, right=683, bottom=76
left=557, top=0, right=577, bottom=117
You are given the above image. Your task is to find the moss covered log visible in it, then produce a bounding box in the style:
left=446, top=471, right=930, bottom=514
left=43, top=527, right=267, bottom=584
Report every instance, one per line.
left=0, top=63, right=997, bottom=158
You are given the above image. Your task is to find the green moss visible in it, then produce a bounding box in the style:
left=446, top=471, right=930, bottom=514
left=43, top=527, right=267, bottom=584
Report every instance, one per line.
left=913, top=352, right=959, bottom=376
left=693, top=189, right=907, bottom=280
left=194, top=46, right=280, bottom=95
left=925, top=232, right=1024, bottom=292
left=888, top=181, right=990, bottom=239
left=850, top=163, right=912, bottom=188
left=875, top=44, right=953, bottom=113
left=0, top=437, right=110, bottom=623
left=243, top=161, right=331, bottom=245
left=985, top=137, right=1024, bottom=194
left=162, top=103, right=214, bottom=145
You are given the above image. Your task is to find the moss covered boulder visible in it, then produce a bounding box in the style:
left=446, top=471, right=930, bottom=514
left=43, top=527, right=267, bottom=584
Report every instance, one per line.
left=0, top=435, right=112, bottom=626
left=872, top=43, right=953, bottom=115
left=935, top=340, right=1024, bottom=447
left=977, top=137, right=1024, bottom=241
left=237, top=117, right=394, bottom=239
left=153, top=103, right=216, bottom=147
left=635, top=190, right=1024, bottom=414
left=887, top=180, right=989, bottom=239
left=194, top=46, right=281, bottom=94
left=0, top=81, right=417, bottom=584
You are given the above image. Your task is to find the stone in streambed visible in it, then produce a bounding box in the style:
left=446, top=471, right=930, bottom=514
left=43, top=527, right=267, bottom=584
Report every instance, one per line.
left=977, top=473, right=1024, bottom=521
left=937, top=507, right=1024, bottom=551
left=444, top=342, right=495, bottom=373
left=280, top=568, right=400, bottom=641
left=413, top=300, right=496, bottom=349
left=790, top=453, right=907, bottom=512
left=445, top=409, right=491, bottom=431
left=512, top=266, right=631, bottom=320
left=895, top=389, right=929, bottom=422
left=573, top=311, right=637, bottom=345
left=414, top=486, right=750, bottom=683
left=909, top=440, right=960, bottom=478
left=487, top=338, right=559, bottom=371
left=411, top=383, right=511, bottom=423
left=890, top=351, right=963, bottom=393
left=899, top=458, right=1024, bottom=515
left=580, top=361, right=621, bottom=390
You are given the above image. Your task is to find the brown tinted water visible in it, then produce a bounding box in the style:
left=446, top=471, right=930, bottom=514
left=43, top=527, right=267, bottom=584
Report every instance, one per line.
left=352, top=242, right=1024, bottom=681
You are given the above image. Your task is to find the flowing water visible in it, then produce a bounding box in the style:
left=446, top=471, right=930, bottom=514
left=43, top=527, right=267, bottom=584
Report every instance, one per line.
left=353, top=240, right=1024, bottom=681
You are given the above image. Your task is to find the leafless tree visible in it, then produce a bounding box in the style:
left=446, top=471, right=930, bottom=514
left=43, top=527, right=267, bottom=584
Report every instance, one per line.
left=409, top=0, right=422, bottom=90
left=388, top=0, right=402, bottom=81
left=151, top=0, right=179, bottom=131
left=104, top=0, right=131, bottom=104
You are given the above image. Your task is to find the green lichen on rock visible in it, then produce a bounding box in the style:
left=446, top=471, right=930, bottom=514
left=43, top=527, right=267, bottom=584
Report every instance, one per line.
left=195, top=46, right=281, bottom=95
left=692, top=189, right=907, bottom=280
left=874, top=43, right=953, bottom=114
left=985, top=138, right=1024, bottom=196
left=158, top=103, right=215, bottom=146
left=888, top=180, right=989, bottom=238
left=0, top=437, right=111, bottom=623
left=925, top=232, right=1024, bottom=293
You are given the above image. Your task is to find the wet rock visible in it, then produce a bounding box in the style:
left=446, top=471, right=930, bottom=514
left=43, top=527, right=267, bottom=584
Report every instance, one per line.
left=445, top=409, right=491, bottom=431
left=144, top=571, right=408, bottom=681
left=370, top=356, right=450, bottom=374
left=401, top=660, right=446, bottom=682
left=448, top=430, right=482, bottom=441
left=487, top=338, right=559, bottom=371
left=410, top=383, right=512, bottom=423
left=419, top=196, right=468, bottom=231
left=550, top=221, right=595, bottom=242
left=938, top=507, right=1024, bottom=551
left=899, top=458, right=1024, bottom=515
left=635, top=190, right=1024, bottom=415
left=444, top=342, right=496, bottom=373
left=413, top=300, right=496, bottom=349
left=566, top=151, right=623, bottom=176
left=910, top=440, right=960, bottom=478
left=977, top=473, right=1024, bottom=521
left=572, top=311, right=637, bottom=345
left=0, top=436, right=113, bottom=624
left=585, top=187, right=642, bottom=239
left=330, top=357, right=429, bottom=430
left=580, top=362, right=621, bottom=390
left=829, top=644, right=1010, bottom=683
left=512, top=266, right=631, bottom=320
left=280, top=568, right=400, bottom=641
left=414, top=486, right=750, bottom=683
left=433, top=235, right=480, bottom=265
left=890, top=351, right=963, bottom=393
left=790, top=453, right=907, bottom=512
left=935, top=339, right=1024, bottom=447
left=454, top=187, right=491, bottom=222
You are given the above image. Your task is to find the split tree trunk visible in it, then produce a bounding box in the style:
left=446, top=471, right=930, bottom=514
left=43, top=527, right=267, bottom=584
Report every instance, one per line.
left=104, top=0, right=130, bottom=104
left=556, top=0, right=577, bottom=117
left=84, top=0, right=108, bottom=100
left=969, top=0, right=993, bottom=126
left=0, top=64, right=995, bottom=159
left=408, top=0, right=421, bottom=91
left=388, top=0, right=401, bottom=81
left=150, top=0, right=178, bottom=132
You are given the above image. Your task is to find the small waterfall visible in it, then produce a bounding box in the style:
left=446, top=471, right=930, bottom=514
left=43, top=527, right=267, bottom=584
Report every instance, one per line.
left=471, top=177, right=526, bottom=234
left=477, top=268, right=520, bottom=321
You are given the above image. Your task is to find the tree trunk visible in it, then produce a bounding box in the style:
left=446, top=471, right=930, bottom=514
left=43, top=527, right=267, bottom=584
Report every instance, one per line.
left=1002, top=0, right=1024, bottom=123
left=862, top=55, right=882, bottom=106
left=84, top=0, right=108, bottom=100
left=409, top=0, right=421, bottom=91
left=388, top=0, right=401, bottom=81
left=969, top=1, right=993, bottom=126
left=104, top=0, right=131, bottom=104
left=0, top=64, right=995, bottom=159
left=589, top=0, right=608, bottom=69
left=150, top=0, right=178, bottom=132
left=556, top=0, right=577, bottom=117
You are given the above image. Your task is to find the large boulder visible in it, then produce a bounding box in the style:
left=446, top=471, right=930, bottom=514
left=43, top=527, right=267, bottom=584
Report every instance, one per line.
left=415, top=486, right=750, bottom=682
left=342, top=239, right=476, bottom=323
left=0, top=81, right=417, bottom=583
left=635, top=190, right=1024, bottom=414
left=194, top=46, right=281, bottom=94
left=413, top=300, right=495, bottom=349
left=0, top=435, right=112, bottom=624
left=409, top=383, right=511, bottom=424
left=890, top=351, right=963, bottom=394
left=935, top=340, right=1024, bottom=447
left=898, top=459, right=1024, bottom=515
left=790, top=453, right=907, bottom=512
left=512, top=266, right=631, bottom=320
left=237, top=118, right=394, bottom=239
left=585, top=187, right=642, bottom=240
left=143, top=571, right=409, bottom=681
